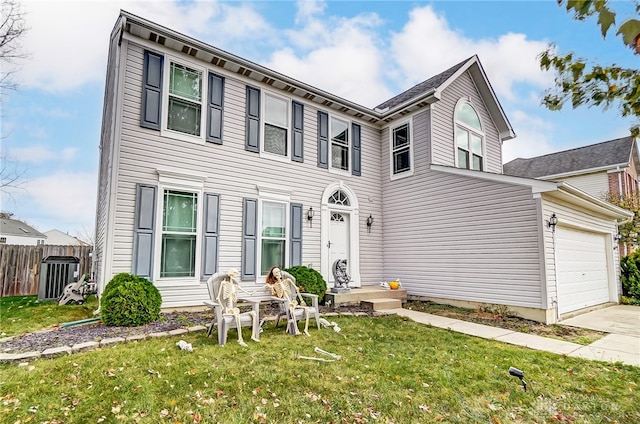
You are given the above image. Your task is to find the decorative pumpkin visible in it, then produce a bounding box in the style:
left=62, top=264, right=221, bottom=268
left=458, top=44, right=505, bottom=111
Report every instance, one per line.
left=389, top=280, right=400, bottom=290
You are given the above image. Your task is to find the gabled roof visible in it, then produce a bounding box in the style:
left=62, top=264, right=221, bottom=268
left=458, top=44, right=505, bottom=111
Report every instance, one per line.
left=0, top=218, right=46, bottom=238
left=503, top=136, right=637, bottom=179
left=44, top=229, right=89, bottom=246
left=376, top=57, right=470, bottom=110
left=375, top=55, right=515, bottom=141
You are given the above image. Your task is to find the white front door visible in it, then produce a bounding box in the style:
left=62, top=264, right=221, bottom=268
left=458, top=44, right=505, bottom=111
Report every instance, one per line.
left=329, top=212, right=350, bottom=285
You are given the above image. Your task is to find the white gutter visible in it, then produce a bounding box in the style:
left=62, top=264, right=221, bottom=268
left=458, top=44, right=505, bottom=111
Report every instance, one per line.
left=539, top=162, right=629, bottom=180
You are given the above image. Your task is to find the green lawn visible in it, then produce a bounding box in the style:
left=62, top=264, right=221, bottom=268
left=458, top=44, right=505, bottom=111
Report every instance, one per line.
left=0, top=295, right=99, bottom=337
left=1, top=314, right=639, bottom=423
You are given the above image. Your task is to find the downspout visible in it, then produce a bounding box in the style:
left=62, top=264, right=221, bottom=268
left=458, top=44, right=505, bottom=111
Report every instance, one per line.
left=617, top=166, right=623, bottom=199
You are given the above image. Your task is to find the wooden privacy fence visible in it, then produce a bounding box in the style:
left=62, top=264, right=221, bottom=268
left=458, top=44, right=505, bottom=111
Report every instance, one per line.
left=0, top=245, right=92, bottom=297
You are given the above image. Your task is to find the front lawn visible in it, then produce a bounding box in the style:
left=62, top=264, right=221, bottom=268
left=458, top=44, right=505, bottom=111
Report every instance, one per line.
left=1, top=315, right=638, bottom=423
left=0, top=295, right=99, bottom=337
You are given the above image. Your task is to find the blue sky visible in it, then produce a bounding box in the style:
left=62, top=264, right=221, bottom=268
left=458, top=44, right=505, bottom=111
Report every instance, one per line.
left=2, top=0, right=638, bottom=239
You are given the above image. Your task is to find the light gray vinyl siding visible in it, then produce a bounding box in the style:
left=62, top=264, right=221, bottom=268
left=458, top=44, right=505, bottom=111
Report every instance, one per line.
left=382, top=167, right=544, bottom=308
left=431, top=71, right=502, bottom=172
left=109, top=42, right=383, bottom=308
left=553, top=172, right=609, bottom=200
left=94, top=25, right=122, bottom=293
left=540, top=195, right=621, bottom=305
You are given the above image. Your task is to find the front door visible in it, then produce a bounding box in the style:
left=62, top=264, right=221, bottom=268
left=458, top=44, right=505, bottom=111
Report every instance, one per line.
left=329, top=212, right=350, bottom=285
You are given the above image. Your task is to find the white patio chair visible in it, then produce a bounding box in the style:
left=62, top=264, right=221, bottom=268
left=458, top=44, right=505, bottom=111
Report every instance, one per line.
left=273, top=271, right=321, bottom=335
left=204, top=273, right=261, bottom=346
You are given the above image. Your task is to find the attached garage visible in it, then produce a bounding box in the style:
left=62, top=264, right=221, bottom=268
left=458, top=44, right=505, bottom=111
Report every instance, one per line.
left=555, top=226, right=611, bottom=315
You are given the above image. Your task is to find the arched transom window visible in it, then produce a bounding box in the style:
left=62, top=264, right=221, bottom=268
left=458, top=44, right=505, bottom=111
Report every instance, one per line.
left=455, top=102, right=483, bottom=171
left=328, top=190, right=350, bottom=206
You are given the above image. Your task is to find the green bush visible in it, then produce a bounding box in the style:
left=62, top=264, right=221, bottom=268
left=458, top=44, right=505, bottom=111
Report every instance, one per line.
left=620, top=253, right=640, bottom=299
left=101, top=273, right=162, bottom=327
left=284, top=265, right=327, bottom=305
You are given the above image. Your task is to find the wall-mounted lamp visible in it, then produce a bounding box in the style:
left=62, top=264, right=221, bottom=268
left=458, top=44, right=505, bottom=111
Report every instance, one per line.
left=307, top=207, right=315, bottom=227
left=546, top=213, right=558, bottom=232
left=366, top=214, right=374, bottom=233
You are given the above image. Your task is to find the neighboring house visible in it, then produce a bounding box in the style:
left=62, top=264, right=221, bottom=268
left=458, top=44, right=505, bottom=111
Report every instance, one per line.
left=0, top=218, right=47, bottom=246
left=503, top=136, right=639, bottom=201
left=44, top=229, right=90, bottom=246
left=94, top=11, right=632, bottom=323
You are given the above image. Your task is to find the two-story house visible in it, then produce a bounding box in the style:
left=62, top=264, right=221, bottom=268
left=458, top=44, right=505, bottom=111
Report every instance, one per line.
left=94, top=11, right=632, bottom=323
left=504, top=136, right=640, bottom=201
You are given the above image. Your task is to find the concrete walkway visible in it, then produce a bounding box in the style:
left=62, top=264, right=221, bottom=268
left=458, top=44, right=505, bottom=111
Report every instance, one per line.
left=384, top=308, right=640, bottom=367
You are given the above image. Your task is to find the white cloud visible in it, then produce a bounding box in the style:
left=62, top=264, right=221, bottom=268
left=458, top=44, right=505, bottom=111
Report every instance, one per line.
left=501, top=110, right=557, bottom=163
left=9, top=145, right=78, bottom=164
left=390, top=5, right=553, bottom=102
left=264, top=5, right=391, bottom=107
left=295, top=0, right=326, bottom=24
left=24, top=171, right=97, bottom=229
left=19, top=0, right=271, bottom=92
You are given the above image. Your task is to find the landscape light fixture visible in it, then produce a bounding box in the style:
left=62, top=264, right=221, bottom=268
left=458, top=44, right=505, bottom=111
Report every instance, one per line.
left=509, top=366, right=527, bottom=392
left=546, top=213, right=558, bottom=232
left=366, top=214, right=374, bottom=233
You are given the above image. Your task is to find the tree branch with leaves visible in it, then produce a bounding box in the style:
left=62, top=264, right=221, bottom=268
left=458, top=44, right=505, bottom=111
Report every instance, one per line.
left=539, top=0, right=640, bottom=125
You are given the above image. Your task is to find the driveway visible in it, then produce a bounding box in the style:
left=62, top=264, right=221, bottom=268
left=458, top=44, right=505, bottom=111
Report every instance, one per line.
left=560, top=305, right=640, bottom=366
left=560, top=305, right=640, bottom=336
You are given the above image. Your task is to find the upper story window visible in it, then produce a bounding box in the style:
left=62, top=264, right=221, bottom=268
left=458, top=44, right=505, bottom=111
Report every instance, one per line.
left=455, top=102, right=483, bottom=171
left=167, top=62, right=203, bottom=136
left=390, top=120, right=413, bottom=179
left=331, top=117, right=349, bottom=171
left=263, top=93, right=289, bottom=156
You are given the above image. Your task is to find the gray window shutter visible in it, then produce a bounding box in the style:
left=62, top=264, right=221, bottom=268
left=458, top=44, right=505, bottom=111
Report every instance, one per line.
left=352, top=123, right=361, bottom=176
left=242, top=198, right=258, bottom=280
left=141, top=51, right=163, bottom=130
left=201, top=193, right=220, bottom=279
left=317, top=111, right=328, bottom=168
left=292, top=101, right=304, bottom=162
left=245, top=86, right=260, bottom=152
left=206, top=73, right=224, bottom=144
left=290, top=203, right=303, bottom=266
left=133, top=184, right=157, bottom=279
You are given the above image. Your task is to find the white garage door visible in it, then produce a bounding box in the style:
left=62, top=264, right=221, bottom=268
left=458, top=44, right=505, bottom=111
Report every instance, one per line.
left=556, top=226, right=611, bottom=315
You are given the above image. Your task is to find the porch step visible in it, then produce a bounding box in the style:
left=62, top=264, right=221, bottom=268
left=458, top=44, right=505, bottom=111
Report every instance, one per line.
left=325, top=286, right=407, bottom=308
left=361, top=298, right=402, bottom=311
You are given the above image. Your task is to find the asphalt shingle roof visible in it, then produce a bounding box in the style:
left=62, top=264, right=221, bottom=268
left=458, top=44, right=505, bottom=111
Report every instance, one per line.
left=375, top=57, right=472, bottom=110
left=503, top=136, right=635, bottom=179
left=0, top=218, right=46, bottom=238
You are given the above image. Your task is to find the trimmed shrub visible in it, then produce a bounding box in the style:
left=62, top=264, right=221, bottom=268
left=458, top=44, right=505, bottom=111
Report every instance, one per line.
left=621, top=253, right=640, bottom=299
left=284, top=265, right=327, bottom=305
left=101, top=273, right=162, bottom=327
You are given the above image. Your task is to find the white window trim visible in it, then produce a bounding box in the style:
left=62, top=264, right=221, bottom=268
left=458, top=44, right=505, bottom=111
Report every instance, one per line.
left=453, top=99, right=485, bottom=171
left=256, top=195, right=290, bottom=284
left=328, top=115, right=352, bottom=175
left=260, top=90, right=291, bottom=163
left=160, top=54, right=208, bottom=145
left=153, top=178, right=204, bottom=287
left=389, top=118, right=414, bottom=181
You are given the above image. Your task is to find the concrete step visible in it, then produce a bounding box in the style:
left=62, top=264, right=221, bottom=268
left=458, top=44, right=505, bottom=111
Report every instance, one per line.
left=361, top=298, right=402, bottom=311
left=325, top=286, right=407, bottom=307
